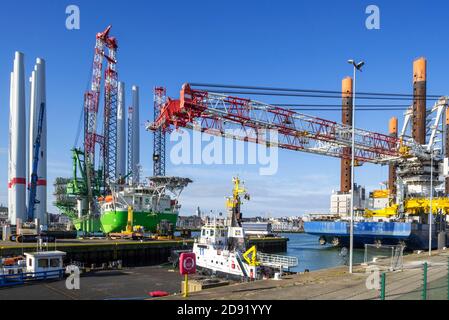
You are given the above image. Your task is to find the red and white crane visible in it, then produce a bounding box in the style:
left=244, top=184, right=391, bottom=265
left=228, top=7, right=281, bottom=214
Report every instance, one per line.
left=83, top=25, right=119, bottom=211
left=148, top=84, right=430, bottom=165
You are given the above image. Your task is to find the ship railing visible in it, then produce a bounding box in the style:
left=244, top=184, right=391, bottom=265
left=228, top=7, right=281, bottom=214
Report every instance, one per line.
left=0, top=269, right=64, bottom=288
left=257, top=252, right=298, bottom=270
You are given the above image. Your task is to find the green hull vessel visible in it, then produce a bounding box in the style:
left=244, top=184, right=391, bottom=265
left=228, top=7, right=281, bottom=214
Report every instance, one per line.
left=73, top=210, right=178, bottom=234
left=54, top=175, right=192, bottom=235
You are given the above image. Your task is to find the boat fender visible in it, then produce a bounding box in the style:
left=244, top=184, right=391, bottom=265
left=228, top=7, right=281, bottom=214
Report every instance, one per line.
left=149, top=291, right=169, bottom=297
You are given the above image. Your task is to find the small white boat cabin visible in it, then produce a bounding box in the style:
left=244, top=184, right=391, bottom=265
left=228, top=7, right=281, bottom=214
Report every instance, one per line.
left=24, top=251, right=66, bottom=277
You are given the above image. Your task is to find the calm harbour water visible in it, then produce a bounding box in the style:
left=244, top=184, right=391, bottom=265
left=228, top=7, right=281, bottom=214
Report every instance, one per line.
left=283, top=233, right=365, bottom=272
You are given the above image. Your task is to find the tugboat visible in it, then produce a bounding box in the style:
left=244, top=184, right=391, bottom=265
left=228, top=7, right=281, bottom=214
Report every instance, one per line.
left=193, top=177, right=298, bottom=280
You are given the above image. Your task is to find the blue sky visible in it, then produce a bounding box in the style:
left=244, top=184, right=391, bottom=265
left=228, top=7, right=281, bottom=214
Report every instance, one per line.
left=1, top=0, right=449, bottom=217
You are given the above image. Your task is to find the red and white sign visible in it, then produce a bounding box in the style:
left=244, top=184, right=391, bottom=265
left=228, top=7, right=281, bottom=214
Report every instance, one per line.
left=179, top=252, right=196, bottom=275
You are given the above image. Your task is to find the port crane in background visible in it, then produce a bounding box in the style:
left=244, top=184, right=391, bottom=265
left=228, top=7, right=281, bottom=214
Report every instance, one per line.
left=153, top=87, right=167, bottom=176
left=10, top=102, right=50, bottom=242
left=148, top=83, right=439, bottom=164
left=53, top=26, right=121, bottom=233
left=27, top=102, right=46, bottom=223
left=226, top=176, right=250, bottom=228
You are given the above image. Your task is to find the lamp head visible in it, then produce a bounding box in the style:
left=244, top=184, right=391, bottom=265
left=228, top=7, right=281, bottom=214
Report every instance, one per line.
left=348, top=59, right=365, bottom=71
left=355, top=61, right=365, bottom=70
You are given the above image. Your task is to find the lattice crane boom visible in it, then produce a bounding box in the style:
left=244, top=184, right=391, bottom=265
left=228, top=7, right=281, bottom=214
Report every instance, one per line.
left=103, top=35, right=118, bottom=187
left=83, top=25, right=119, bottom=212
left=153, top=87, right=167, bottom=176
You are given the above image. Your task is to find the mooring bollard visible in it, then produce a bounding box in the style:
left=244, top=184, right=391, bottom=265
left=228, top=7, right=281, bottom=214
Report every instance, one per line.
left=422, top=262, right=428, bottom=300
left=380, top=272, right=386, bottom=300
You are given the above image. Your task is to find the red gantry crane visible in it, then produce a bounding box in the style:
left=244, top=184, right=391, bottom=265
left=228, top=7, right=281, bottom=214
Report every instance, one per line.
left=147, top=84, right=428, bottom=165
left=83, top=25, right=119, bottom=212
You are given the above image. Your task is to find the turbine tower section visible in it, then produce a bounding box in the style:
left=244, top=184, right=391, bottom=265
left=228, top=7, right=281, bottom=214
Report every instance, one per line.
left=153, top=87, right=166, bottom=177
left=446, top=108, right=449, bottom=195
left=28, top=58, right=47, bottom=226
left=28, top=67, right=36, bottom=211
left=131, top=85, right=140, bottom=185
left=127, top=105, right=133, bottom=185
left=8, top=52, right=27, bottom=225
left=8, top=71, right=13, bottom=224
left=116, top=82, right=126, bottom=182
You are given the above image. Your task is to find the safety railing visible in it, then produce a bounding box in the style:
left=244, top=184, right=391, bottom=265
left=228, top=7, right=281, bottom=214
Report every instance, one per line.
left=257, top=252, right=298, bottom=270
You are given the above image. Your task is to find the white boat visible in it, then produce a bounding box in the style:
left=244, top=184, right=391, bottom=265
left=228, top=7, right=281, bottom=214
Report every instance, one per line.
left=194, top=219, right=260, bottom=279
left=23, top=250, right=66, bottom=278
left=0, top=250, right=66, bottom=286
left=193, top=177, right=298, bottom=280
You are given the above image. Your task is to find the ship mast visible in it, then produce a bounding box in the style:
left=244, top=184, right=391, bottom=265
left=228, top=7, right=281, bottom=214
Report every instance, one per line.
left=226, top=177, right=249, bottom=227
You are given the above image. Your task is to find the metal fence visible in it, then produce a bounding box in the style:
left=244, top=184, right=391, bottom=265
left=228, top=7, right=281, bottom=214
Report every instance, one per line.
left=0, top=269, right=64, bottom=288
left=378, top=256, right=449, bottom=300
left=364, top=244, right=405, bottom=271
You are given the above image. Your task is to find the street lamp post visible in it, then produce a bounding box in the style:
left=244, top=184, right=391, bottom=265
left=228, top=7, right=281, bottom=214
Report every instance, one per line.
left=429, top=151, right=433, bottom=256
left=348, top=59, right=365, bottom=274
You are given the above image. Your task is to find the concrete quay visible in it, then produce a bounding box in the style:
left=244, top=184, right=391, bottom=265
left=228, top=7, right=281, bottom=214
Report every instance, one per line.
left=163, top=250, right=449, bottom=300
left=0, top=237, right=288, bottom=268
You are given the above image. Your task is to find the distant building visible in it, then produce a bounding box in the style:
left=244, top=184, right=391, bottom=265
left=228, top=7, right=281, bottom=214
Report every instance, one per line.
left=0, top=205, right=8, bottom=225
left=177, top=215, right=203, bottom=229
left=242, top=217, right=265, bottom=223
left=269, top=216, right=304, bottom=232
left=177, top=210, right=305, bottom=233
left=242, top=221, right=272, bottom=236
left=330, top=184, right=366, bottom=216
left=202, top=214, right=226, bottom=226
left=241, top=215, right=304, bottom=232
